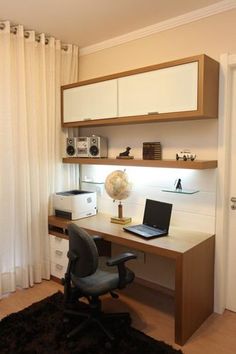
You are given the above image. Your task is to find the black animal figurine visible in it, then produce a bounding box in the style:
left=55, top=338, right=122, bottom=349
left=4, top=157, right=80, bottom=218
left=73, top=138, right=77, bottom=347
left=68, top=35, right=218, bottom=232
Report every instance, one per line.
left=116, top=147, right=134, bottom=159
left=119, top=147, right=131, bottom=157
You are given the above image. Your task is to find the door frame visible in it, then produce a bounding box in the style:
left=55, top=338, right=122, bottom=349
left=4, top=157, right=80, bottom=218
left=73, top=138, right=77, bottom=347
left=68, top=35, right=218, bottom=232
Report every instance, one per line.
left=215, top=53, right=236, bottom=313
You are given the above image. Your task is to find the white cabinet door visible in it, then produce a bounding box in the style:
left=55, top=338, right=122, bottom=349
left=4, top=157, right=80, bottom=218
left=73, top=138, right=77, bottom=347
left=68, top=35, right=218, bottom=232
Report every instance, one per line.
left=118, top=62, right=198, bottom=117
left=63, top=79, right=118, bottom=122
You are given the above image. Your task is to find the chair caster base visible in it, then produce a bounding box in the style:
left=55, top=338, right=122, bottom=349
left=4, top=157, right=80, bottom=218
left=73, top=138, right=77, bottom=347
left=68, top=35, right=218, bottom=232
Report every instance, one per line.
left=105, top=340, right=114, bottom=350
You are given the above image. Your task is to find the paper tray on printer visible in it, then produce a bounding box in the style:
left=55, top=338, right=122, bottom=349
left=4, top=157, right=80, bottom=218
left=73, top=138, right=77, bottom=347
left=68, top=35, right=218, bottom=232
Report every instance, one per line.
left=56, top=190, right=91, bottom=196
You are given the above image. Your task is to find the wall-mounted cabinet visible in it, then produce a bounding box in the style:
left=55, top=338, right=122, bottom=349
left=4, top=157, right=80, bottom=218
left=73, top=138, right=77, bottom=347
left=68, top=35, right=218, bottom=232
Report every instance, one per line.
left=61, top=54, right=219, bottom=127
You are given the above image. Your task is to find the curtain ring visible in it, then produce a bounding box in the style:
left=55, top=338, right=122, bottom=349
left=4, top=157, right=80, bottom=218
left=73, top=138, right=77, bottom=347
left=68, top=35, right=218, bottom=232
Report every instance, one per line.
left=62, top=45, right=68, bottom=51
left=11, top=26, right=17, bottom=34
left=24, top=31, right=30, bottom=39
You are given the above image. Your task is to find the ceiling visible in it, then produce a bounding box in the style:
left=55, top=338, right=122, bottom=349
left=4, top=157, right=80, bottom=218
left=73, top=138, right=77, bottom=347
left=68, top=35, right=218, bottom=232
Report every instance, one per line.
left=0, top=0, right=225, bottom=48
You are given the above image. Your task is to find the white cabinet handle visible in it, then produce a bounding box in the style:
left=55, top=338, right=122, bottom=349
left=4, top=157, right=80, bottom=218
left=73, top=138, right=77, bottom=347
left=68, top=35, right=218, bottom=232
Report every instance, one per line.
left=55, top=264, right=63, bottom=270
left=55, top=237, right=62, bottom=242
left=55, top=250, right=63, bottom=256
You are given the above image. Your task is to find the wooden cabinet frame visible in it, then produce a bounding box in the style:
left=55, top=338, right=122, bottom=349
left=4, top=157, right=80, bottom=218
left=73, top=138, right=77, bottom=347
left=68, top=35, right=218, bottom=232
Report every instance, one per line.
left=61, top=54, right=219, bottom=128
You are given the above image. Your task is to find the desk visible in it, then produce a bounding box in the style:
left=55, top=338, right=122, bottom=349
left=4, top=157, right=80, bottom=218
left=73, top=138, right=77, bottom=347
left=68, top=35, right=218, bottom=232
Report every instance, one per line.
left=48, top=213, right=215, bottom=346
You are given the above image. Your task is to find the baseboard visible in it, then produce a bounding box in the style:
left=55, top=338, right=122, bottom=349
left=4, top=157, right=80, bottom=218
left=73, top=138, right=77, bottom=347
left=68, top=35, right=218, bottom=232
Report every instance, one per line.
left=134, top=277, right=175, bottom=298
left=50, top=275, right=62, bottom=284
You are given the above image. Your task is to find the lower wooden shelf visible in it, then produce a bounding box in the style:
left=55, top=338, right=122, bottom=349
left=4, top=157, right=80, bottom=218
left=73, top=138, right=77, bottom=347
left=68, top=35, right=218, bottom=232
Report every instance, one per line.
left=62, top=157, right=217, bottom=170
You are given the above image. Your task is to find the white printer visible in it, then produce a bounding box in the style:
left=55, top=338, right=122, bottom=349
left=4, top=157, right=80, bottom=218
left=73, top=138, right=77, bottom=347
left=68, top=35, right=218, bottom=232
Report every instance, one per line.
left=53, top=190, right=97, bottom=220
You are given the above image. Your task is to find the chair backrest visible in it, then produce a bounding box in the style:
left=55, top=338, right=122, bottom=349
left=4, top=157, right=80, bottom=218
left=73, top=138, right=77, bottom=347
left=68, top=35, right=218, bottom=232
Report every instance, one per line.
left=68, top=223, right=99, bottom=277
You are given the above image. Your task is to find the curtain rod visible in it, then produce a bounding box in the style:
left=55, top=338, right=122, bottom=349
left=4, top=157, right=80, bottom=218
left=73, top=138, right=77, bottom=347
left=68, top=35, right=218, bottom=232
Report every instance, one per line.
left=0, top=21, right=68, bottom=51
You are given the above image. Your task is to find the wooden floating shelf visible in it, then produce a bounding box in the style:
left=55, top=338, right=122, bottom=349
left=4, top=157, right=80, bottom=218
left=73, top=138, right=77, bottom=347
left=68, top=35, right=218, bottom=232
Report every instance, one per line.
left=62, top=157, right=217, bottom=170
left=62, top=112, right=217, bottom=128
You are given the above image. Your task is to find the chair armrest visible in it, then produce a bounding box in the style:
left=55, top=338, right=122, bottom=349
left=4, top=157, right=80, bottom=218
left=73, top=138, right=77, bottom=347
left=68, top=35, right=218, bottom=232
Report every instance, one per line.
left=107, top=252, right=137, bottom=289
left=63, top=250, right=78, bottom=303
left=67, top=250, right=78, bottom=262
left=106, top=252, right=137, bottom=266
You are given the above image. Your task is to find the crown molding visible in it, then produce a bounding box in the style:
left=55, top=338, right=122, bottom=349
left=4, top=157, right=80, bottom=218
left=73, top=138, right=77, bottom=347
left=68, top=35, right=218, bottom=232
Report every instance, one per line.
left=80, top=0, right=236, bottom=56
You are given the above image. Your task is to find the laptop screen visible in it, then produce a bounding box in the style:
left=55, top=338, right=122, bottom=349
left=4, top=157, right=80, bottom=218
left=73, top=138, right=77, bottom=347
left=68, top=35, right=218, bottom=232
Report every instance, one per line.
left=143, top=199, right=172, bottom=232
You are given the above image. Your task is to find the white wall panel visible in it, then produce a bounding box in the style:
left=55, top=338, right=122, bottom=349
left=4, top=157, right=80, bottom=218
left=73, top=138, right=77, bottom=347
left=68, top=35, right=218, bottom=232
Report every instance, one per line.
left=112, top=243, right=175, bottom=290
left=79, top=119, right=217, bottom=289
left=80, top=119, right=218, bottom=160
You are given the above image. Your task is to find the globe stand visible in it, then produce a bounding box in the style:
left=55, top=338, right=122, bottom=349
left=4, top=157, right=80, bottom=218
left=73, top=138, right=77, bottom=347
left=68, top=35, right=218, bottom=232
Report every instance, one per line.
left=110, top=201, right=132, bottom=225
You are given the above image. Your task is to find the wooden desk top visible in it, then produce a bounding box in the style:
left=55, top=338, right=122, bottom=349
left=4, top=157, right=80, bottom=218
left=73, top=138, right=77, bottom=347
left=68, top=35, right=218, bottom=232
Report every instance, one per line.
left=48, top=213, right=214, bottom=260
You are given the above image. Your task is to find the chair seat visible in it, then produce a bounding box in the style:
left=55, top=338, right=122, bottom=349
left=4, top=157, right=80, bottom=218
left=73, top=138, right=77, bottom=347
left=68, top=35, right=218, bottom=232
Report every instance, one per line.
left=71, top=268, right=134, bottom=297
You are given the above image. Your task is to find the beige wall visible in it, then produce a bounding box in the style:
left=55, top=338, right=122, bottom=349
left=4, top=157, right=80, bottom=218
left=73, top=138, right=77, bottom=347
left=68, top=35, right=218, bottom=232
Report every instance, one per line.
left=76, top=10, right=235, bottom=301
left=79, top=9, right=236, bottom=80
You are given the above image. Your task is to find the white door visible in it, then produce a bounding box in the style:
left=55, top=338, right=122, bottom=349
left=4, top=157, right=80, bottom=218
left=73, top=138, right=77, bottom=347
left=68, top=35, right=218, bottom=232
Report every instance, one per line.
left=226, top=66, right=236, bottom=311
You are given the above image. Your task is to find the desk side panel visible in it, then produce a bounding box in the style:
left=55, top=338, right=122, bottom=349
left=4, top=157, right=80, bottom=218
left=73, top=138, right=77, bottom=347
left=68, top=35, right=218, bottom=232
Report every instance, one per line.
left=175, top=235, right=215, bottom=345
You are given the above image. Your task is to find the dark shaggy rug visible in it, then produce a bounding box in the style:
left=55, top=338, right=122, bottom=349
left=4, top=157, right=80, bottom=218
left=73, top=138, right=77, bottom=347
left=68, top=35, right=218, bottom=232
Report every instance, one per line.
left=0, top=292, right=183, bottom=354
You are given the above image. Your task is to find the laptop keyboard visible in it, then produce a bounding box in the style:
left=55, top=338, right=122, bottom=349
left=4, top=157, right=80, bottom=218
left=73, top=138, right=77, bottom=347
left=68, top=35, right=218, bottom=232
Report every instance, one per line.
left=134, top=225, right=162, bottom=235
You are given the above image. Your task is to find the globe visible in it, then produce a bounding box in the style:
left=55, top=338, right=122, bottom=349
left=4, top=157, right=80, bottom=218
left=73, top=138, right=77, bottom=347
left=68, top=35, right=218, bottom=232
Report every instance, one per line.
left=105, top=170, right=132, bottom=201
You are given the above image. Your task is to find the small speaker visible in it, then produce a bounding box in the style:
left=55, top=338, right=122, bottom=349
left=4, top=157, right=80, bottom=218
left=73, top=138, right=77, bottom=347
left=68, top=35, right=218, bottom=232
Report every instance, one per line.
left=88, top=136, right=108, bottom=158
left=89, top=136, right=100, bottom=157
left=66, top=137, right=77, bottom=156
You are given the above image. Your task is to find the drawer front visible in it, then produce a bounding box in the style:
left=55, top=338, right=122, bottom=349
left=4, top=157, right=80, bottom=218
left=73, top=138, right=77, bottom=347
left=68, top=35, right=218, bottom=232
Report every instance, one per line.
left=50, top=247, right=68, bottom=265
left=49, top=235, right=69, bottom=252
left=50, top=261, right=67, bottom=279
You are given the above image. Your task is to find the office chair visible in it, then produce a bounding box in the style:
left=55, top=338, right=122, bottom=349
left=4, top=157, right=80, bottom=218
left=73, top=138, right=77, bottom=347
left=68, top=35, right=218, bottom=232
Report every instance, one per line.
left=62, top=223, right=137, bottom=341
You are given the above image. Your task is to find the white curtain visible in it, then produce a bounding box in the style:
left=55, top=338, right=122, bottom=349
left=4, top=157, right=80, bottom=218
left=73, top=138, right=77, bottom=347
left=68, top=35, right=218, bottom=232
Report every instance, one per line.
left=0, top=21, right=79, bottom=297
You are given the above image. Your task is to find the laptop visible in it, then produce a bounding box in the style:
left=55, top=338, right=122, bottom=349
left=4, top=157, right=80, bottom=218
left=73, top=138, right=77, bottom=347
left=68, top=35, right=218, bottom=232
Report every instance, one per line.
left=123, top=199, right=172, bottom=239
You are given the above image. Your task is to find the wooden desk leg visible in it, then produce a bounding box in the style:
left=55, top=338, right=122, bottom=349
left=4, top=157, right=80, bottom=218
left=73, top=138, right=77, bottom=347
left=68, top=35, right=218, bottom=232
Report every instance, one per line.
left=175, top=236, right=215, bottom=345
